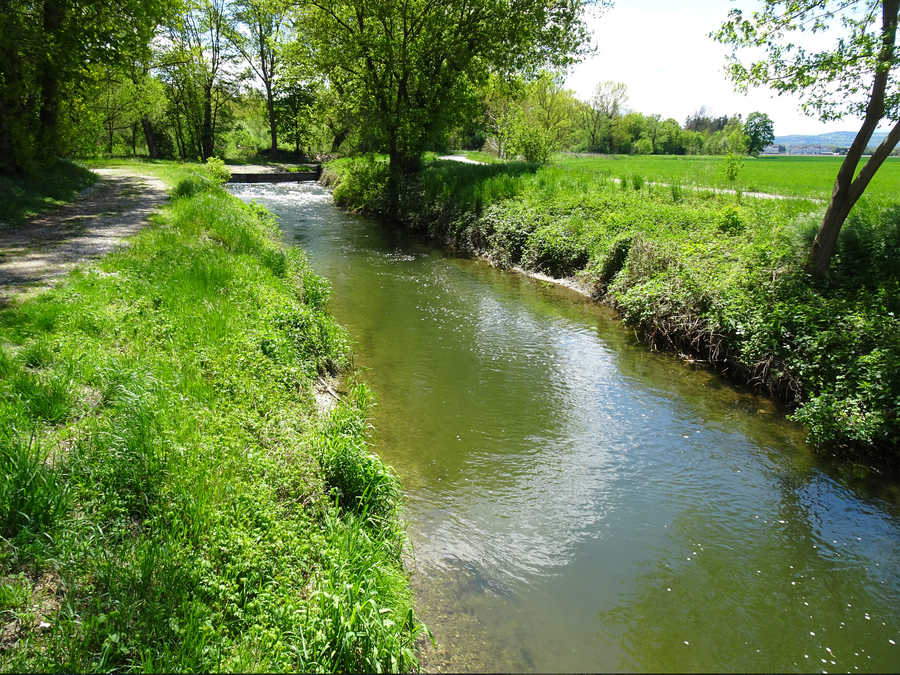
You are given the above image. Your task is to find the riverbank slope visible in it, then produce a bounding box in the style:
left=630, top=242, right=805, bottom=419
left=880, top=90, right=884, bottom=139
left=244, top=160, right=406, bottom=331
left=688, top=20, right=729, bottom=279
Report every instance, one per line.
left=323, top=156, right=898, bottom=464
left=1, top=162, right=420, bottom=671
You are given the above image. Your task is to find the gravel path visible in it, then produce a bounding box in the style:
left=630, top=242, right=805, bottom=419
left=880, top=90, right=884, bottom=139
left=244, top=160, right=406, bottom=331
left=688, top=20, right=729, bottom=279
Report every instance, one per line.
left=0, top=168, right=168, bottom=304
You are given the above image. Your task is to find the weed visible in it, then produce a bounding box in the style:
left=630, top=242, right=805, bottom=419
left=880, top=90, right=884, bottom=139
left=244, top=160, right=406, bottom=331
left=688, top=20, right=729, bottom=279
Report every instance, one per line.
left=204, top=157, right=232, bottom=184
left=0, top=433, right=69, bottom=541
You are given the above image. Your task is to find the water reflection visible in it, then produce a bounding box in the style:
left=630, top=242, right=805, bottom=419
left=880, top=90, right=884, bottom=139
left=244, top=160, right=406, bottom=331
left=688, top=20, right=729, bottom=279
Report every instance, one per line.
left=230, top=182, right=900, bottom=673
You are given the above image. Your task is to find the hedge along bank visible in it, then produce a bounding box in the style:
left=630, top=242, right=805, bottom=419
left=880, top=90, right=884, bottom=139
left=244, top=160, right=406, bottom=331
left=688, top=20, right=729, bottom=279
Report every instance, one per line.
left=0, top=163, right=422, bottom=672
left=322, top=156, right=899, bottom=464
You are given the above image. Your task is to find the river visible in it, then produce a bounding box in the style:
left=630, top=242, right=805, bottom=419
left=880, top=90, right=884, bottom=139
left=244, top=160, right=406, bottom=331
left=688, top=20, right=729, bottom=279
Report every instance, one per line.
left=229, top=182, right=899, bottom=672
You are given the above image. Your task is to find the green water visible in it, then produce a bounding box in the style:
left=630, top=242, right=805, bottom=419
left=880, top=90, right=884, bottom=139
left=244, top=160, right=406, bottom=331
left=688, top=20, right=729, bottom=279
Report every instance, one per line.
left=230, top=183, right=899, bottom=672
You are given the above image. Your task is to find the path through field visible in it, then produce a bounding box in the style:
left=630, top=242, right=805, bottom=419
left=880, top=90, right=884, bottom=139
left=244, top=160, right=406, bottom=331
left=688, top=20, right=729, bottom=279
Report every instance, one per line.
left=0, top=169, right=167, bottom=304
left=438, top=154, right=822, bottom=201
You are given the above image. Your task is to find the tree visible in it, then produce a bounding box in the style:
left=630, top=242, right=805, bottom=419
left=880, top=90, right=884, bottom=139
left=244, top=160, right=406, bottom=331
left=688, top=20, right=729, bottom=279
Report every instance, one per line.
left=275, top=79, right=316, bottom=155
left=744, top=111, right=774, bottom=155
left=482, top=74, right=524, bottom=159
left=296, top=0, right=601, bottom=205
left=520, top=71, right=580, bottom=150
left=228, top=0, right=288, bottom=153
left=0, top=0, right=174, bottom=171
left=656, top=118, right=684, bottom=154
left=716, top=0, right=900, bottom=279
left=580, top=80, right=627, bottom=152
left=161, top=0, right=237, bottom=160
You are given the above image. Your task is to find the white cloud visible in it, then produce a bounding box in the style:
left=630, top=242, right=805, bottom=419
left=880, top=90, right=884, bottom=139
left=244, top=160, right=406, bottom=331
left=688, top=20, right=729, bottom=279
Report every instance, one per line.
left=565, top=0, right=870, bottom=136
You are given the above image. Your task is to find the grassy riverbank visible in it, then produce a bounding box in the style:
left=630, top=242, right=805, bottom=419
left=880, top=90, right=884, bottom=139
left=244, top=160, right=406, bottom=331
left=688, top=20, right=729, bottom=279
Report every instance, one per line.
left=0, top=160, right=98, bottom=228
left=324, top=156, right=899, bottom=462
left=1, top=163, right=420, bottom=671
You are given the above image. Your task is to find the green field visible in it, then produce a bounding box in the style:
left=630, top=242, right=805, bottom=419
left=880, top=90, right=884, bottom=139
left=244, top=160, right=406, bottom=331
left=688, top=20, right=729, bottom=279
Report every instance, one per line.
left=462, top=152, right=900, bottom=200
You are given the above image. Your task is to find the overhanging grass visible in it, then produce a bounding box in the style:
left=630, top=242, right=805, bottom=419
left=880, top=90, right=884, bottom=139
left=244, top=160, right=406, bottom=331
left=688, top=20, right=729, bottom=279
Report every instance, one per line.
left=0, top=160, right=98, bottom=227
left=0, top=168, right=420, bottom=671
left=325, top=156, right=899, bottom=461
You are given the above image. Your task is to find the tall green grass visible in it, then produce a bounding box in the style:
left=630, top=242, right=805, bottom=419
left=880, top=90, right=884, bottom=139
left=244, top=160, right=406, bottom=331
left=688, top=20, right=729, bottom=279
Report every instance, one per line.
left=326, top=156, right=899, bottom=461
left=0, top=168, right=420, bottom=671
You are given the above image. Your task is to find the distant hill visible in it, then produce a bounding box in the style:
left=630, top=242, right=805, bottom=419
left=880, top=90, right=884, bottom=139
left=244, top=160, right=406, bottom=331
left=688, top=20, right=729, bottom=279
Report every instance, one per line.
left=774, top=131, right=889, bottom=150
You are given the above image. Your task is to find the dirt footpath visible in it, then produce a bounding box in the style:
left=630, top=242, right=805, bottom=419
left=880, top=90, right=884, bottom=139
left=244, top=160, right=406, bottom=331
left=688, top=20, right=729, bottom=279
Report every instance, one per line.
left=0, top=169, right=168, bottom=304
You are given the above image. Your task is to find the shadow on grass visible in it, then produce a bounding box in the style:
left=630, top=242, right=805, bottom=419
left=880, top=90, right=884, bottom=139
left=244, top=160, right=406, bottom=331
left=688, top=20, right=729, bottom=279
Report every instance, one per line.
left=0, top=161, right=98, bottom=228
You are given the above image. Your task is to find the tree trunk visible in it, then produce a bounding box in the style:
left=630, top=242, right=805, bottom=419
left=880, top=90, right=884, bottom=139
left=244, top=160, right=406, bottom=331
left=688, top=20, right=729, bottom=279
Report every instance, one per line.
left=266, top=84, right=278, bottom=153
left=173, top=109, right=186, bottom=159
left=0, top=101, right=15, bottom=172
left=38, top=0, right=64, bottom=156
left=810, top=118, right=900, bottom=278
left=142, top=118, right=158, bottom=158
left=329, top=127, right=349, bottom=153
left=201, top=85, right=214, bottom=160
left=809, top=0, right=899, bottom=279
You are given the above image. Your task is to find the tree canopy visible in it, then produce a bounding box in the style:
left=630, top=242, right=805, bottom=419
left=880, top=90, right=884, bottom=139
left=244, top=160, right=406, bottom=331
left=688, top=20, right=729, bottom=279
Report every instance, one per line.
left=0, top=0, right=175, bottom=170
left=744, top=111, right=774, bottom=155
left=715, top=0, right=900, bottom=277
left=294, top=0, right=602, bottom=185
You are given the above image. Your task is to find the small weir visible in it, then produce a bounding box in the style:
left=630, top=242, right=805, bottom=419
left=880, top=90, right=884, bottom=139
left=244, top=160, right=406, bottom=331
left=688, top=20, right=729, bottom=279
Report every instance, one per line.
left=227, top=164, right=322, bottom=183
left=231, top=181, right=900, bottom=673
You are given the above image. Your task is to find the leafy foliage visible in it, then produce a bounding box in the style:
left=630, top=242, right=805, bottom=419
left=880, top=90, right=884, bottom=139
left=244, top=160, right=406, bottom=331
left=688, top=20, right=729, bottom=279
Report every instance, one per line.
left=744, top=111, right=775, bottom=155
left=296, top=0, right=600, bottom=175
left=204, top=156, right=232, bottom=184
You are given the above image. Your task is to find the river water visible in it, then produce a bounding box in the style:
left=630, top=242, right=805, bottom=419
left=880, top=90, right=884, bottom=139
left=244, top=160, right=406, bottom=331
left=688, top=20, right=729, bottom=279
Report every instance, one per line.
left=230, top=182, right=899, bottom=672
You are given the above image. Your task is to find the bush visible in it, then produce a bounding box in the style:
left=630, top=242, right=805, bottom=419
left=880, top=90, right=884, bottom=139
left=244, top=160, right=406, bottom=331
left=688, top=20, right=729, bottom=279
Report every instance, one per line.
left=204, top=156, right=232, bottom=184
left=717, top=207, right=745, bottom=234
left=511, top=124, right=554, bottom=164
left=332, top=157, right=390, bottom=214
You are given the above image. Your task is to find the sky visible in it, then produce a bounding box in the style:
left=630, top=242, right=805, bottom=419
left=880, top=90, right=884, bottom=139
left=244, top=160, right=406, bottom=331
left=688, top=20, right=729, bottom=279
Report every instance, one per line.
left=565, top=0, right=869, bottom=137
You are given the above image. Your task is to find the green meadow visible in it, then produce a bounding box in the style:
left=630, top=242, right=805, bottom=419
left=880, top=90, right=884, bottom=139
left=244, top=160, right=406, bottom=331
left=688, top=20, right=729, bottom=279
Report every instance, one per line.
left=461, top=153, right=900, bottom=200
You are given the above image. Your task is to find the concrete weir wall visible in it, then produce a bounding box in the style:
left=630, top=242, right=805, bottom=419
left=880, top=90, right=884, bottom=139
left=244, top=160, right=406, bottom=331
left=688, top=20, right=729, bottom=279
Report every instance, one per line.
left=228, top=165, right=322, bottom=183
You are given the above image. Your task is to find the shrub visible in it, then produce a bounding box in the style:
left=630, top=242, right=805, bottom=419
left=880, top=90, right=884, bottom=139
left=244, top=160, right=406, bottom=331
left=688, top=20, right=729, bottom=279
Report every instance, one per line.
left=511, top=124, right=554, bottom=164
left=717, top=207, right=745, bottom=234
left=204, top=156, right=231, bottom=184
left=522, top=223, right=590, bottom=278
left=332, top=157, right=390, bottom=213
